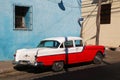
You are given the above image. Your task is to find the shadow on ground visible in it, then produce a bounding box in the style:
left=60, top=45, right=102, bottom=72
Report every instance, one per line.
left=13, top=65, right=52, bottom=73
left=32, top=62, right=120, bottom=80
left=13, top=62, right=94, bottom=73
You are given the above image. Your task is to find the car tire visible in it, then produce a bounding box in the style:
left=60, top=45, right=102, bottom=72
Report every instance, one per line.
left=52, top=61, right=64, bottom=72
left=93, top=52, right=103, bottom=64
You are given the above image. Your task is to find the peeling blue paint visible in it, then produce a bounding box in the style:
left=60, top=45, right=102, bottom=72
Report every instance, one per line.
left=0, top=0, right=81, bottom=61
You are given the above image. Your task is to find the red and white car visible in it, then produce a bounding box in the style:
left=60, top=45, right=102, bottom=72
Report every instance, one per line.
left=13, top=37, right=105, bottom=71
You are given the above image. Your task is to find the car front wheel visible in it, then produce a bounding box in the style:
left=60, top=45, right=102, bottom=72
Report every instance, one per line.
left=52, top=61, right=64, bottom=72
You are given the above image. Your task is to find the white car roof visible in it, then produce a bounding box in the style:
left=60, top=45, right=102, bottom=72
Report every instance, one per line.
left=42, top=37, right=82, bottom=43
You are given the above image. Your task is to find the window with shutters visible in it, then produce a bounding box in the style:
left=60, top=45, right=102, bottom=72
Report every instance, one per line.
left=14, top=5, right=32, bottom=30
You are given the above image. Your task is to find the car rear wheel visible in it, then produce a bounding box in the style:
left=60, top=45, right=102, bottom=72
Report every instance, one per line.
left=52, top=61, right=64, bottom=72
left=93, top=52, right=103, bottom=64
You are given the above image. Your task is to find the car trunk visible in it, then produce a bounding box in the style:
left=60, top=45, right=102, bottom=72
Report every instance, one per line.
left=15, top=48, right=39, bottom=64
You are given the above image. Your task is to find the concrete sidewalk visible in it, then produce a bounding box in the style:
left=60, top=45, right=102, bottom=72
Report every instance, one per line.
left=0, top=61, right=15, bottom=74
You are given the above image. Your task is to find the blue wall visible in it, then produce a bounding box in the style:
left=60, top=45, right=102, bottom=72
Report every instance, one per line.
left=0, top=0, right=81, bottom=61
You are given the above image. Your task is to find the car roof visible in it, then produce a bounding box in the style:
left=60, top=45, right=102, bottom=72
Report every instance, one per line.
left=42, top=37, right=82, bottom=43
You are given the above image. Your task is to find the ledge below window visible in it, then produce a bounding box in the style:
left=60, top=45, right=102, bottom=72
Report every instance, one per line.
left=13, top=28, right=32, bottom=31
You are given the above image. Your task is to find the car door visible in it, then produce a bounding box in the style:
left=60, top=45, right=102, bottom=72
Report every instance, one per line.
left=64, top=40, right=78, bottom=64
left=74, top=40, right=86, bottom=62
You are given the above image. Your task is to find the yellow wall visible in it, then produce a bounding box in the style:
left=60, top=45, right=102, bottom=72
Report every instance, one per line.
left=82, top=0, right=120, bottom=47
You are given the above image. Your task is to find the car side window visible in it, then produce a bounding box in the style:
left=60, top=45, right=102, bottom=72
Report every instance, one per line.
left=75, top=40, right=83, bottom=47
left=64, top=40, right=73, bottom=48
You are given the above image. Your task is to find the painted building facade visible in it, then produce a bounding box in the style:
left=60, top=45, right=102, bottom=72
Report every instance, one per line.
left=0, top=0, right=81, bottom=60
left=82, top=0, right=120, bottom=48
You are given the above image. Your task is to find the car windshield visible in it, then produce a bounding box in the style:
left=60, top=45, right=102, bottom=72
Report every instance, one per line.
left=37, top=40, right=60, bottom=48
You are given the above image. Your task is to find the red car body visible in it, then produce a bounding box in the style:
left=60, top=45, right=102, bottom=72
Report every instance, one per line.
left=36, top=45, right=105, bottom=66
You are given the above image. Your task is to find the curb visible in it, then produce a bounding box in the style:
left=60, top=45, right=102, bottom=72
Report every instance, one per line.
left=0, top=68, right=15, bottom=74
left=0, top=61, right=15, bottom=74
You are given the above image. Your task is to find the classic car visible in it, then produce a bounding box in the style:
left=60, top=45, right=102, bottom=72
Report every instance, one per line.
left=13, top=37, right=105, bottom=71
